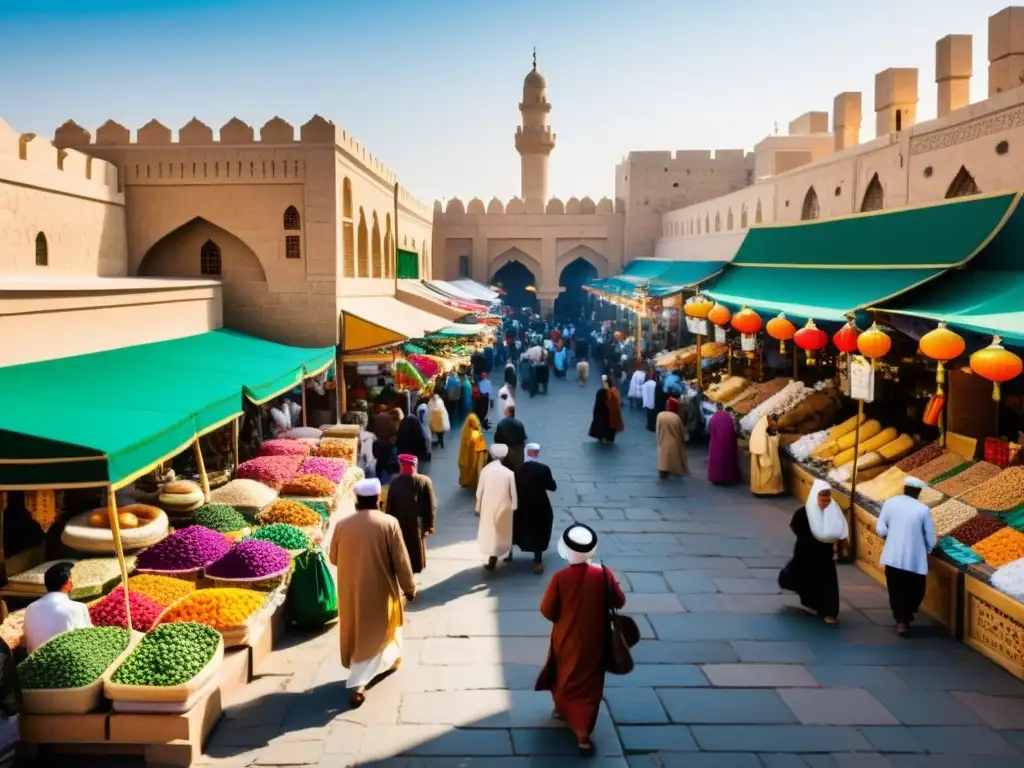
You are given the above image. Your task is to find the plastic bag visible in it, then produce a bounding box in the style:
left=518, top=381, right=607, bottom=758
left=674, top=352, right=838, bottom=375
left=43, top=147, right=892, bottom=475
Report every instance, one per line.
left=290, top=548, right=337, bottom=629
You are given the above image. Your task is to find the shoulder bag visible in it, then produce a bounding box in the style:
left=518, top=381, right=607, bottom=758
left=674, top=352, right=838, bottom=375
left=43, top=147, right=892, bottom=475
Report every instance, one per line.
left=602, top=565, right=639, bottom=675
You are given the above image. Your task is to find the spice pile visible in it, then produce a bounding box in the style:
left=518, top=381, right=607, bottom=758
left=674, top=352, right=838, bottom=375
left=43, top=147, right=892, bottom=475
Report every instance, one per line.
left=314, top=438, right=357, bottom=462
left=207, top=539, right=291, bottom=579
left=193, top=504, right=251, bottom=534
left=972, top=527, right=1024, bottom=567
left=785, top=430, right=830, bottom=463
left=19, top=627, right=130, bottom=690
left=929, top=499, right=978, bottom=537
left=249, top=523, right=310, bottom=550
left=960, top=467, right=1024, bottom=511
left=895, top=443, right=944, bottom=472
left=298, top=457, right=347, bottom=483
left=934, top=461, right=1002, bottom=497
left=258, top=500, right=321, bottom=527
left=126, top=574, right=196, bottom=606
left=89, top=587, right=164, bottom=632
left=159, top=588, right=266, bottom=629
left=235, top=456, right=303, bottom=491
left=209, top=479, right=279, bottom=511
left=281, top=473, right=336, bottom=497
left=136, top=526, right=231, bottom=573
left=949, top=514, right=1007, bottom=547
left=258, top=439, right=311, bottom=458
left=909, top=452, right=967, bottom=483
left=111, top=623, right=221, bottom=687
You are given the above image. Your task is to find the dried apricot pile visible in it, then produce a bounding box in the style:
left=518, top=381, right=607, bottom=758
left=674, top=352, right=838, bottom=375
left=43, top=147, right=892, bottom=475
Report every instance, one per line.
left=159, top=588, right=265, bottom=629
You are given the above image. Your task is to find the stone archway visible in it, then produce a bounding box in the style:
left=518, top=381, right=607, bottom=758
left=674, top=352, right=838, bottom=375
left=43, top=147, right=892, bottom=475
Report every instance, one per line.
left=490, top=248, right=539, bottom=313
left=555, top=257, right=598, bottom=321
left=138, top=217, right=269, bottom=337
left=554, top=243, right=609, bottom=279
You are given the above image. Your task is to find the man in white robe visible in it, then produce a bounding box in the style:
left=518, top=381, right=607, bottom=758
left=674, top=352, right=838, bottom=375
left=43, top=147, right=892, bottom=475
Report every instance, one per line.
left=876, top=476, right=937, bottom=637
left=476, top=443, right=518, bottom=571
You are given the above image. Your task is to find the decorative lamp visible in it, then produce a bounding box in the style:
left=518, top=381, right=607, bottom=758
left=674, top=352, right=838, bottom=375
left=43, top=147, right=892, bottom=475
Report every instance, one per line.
left=684, top=295, right=714, bottom=319
left=708, top=303, right=731, bottom=327
left=731, top=307, right=763, bottom=353
left=793, top=319, right=828, bottom=364
left=970, top=336, right=1023, bottom=402
left=857, top=322, right=892, bottom=360
left=832, top=321, right=861, bottom=354
left=919, top=321, right=966, bottom=393
left=766, top=313, right=796, bottom=354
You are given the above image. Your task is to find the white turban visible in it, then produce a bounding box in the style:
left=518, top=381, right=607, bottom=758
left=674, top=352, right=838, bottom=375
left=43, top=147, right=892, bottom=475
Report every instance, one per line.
left=557, top=523, right=598, bottom=565
left=353, top=478, right=382, bottom=496
left=904, top=476, right=927, bottom=490
left=489, top=443, right=509, bottom=459
left=526, top=443, right=540, bottom=452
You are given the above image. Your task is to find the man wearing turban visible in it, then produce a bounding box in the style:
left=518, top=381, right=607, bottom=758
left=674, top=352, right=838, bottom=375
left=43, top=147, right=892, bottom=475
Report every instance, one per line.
left=475, top=443, right=518, bottom=570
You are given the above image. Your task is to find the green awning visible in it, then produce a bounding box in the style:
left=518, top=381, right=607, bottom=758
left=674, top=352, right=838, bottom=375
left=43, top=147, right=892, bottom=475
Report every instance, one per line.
left=704, top=192, right=1021, bottom=322
left=623, top=259, right=673, bottom=278
left=0, top=330, right=335, bottom=490
left=428, top=324, right=488, bottom=338
left=591, top=260, right=723, bottom=298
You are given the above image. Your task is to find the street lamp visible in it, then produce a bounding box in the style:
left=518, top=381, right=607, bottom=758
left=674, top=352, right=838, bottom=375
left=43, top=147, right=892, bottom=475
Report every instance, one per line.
left=633, top=280, right=649, bottom=364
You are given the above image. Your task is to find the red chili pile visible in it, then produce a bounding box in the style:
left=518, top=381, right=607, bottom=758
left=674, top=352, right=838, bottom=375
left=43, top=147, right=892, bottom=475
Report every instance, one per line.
left=89, top=587, right=165, bottom=632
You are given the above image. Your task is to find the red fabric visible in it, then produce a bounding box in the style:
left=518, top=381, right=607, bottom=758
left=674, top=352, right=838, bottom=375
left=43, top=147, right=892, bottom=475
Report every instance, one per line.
left=666, top=397, right=680, bottom=414
left=537, top=563, right=626, bottom=736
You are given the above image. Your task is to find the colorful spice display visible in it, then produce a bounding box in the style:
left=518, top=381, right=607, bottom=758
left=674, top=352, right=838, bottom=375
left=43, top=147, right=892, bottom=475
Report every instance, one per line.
left=895, top=443, right=945, bottom=472
left=949, top=514, right=1007, bottom=547
left=314, top=438, right=356, bottom=462
left=193, top=504, right=251, bottom=534
left=89, top=587, right=164, bottom=632
left=298, top=457, right=347, bottom=483
left=934, top=461, right=1003, bottom=497
left=249, top=523, right=310, bottom=550
left=937, top=536, right=985, bottom=567
left=111, top=623, right=221, bottom=687
left=206, top=539, right=291, bottom=579
left=258, top=438, right=312, bottom=457
left=209, top=479, right=279, bottom=511
left=126, top=574, right=196, bottom=606
left=159, top=588, right=266, bottom=628
left=258, top=500, right=321, bottom=527
left=136, top=526, right=232, bottom=572
left=234, top=455, right=303, bottom=491
left=909, top=452, right=968, bottom=483
left=281, top=473, right=336, bottom=498
left=960, top=467, right=1024, bottom=512
left=929, top=499, right=979, bottom=538
left=970, top=526, right=1024, bottom=567
left=18, top=627, right=130, bottom=690
left=290, top=499, right=330, bottom=520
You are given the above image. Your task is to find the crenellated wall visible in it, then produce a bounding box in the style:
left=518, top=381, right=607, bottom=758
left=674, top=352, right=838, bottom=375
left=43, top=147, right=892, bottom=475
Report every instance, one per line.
left=0, top=118, right=126, bottom=276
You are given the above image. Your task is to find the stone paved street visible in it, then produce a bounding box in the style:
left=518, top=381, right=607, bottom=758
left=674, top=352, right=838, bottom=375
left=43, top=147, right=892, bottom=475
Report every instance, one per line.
left=199, top=371, right=1024, bottom=767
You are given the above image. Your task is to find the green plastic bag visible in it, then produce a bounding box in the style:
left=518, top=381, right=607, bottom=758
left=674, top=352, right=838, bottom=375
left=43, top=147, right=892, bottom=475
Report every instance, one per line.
left=290, top=548, right=337, bottom=629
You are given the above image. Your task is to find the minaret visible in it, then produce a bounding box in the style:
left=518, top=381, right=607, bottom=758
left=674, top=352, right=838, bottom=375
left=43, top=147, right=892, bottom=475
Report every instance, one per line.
left=515, top=49, right=556, bottom=207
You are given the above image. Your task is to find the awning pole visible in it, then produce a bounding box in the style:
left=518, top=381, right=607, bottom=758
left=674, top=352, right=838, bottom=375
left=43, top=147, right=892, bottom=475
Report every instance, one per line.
left=106, top=487, right=133, bottom=633
left=301, top=381, right=308, bottom=427
left=231, top=418, right=240, bottom=473
left=192, top=438, right=211, bottom=504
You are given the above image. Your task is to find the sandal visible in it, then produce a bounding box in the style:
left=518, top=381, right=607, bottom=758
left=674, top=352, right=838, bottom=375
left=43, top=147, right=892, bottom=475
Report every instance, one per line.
left=823, top=617, right=838, bottom=628
left=577, top=741, right=594, bottom=755
left=349, top=691, right=366, bottom=708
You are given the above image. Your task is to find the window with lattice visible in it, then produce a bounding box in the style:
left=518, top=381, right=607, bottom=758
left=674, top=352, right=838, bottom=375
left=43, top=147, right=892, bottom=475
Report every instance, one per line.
left=35, top=232, right=48, bottom=266
left=357, top=213, right=369, bottom=277
left=200, top=240, right=221, bottom=276
left=343, top=224, right=355, bottom=277
left=861, top=175, right=884, bottom=212
left=801, top=187, right=819, bottom=220
left=285, top=235, right=301, bottom=259
left=283, top=206, right=301, bottom=230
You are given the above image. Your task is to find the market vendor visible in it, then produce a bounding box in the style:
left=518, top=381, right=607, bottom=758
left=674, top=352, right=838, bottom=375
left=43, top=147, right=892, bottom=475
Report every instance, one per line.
left=23, top=562, right=92, bottom=653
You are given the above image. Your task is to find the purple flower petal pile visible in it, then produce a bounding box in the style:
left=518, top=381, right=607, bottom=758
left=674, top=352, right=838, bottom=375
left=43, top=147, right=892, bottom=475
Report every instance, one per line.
left=137, top=526, right=232, bottom=572
left=258, top=439, right=311, bottom=458
left=235, top=455, right=303, bottom=490
left=298, top=457, right=348, bottom=483
left=206, top=538, right=291, bottom=579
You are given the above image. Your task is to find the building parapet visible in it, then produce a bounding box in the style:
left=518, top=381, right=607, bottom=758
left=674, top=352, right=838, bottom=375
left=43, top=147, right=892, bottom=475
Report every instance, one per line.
left=434, top=195, right=621, bottom=217
left=617, top=149, right=755, bottom=169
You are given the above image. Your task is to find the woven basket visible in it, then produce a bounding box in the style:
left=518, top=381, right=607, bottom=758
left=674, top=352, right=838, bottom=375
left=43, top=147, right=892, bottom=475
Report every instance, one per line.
left=104, top=636, right=224, bottom=704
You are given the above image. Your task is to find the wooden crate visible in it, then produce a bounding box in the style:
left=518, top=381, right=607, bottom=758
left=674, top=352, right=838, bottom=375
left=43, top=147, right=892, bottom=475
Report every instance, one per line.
left=963, top=575, right=1024, bottom=680
left=921, top=556, right=961, bottom=635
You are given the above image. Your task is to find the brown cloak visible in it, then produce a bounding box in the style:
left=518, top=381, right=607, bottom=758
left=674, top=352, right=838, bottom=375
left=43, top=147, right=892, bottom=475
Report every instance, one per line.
left=656, top=411, right=689, bottom=476
left=385, top=473, right=437, bottom=573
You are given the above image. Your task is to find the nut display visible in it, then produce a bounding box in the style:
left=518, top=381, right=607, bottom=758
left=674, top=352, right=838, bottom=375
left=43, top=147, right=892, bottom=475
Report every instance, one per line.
left=949, top=514, right=1007, bottom=547
left=314, top=438, right=356, bottom=462
left=910, top=452, right=967, bottom=483
left=959, top=467, right=1024, bottom=511
left=895, top=443, right=945, bottom=472
left=929, top=499, right=978, bottom=537
left=209, top=479, right=279, bottom=511
left=248, top=523, right=310, bottom=550
left=206, top=539, right=291, bottom=579
left=159, top=588, right=266, bottom=628
left=934, top=461, right=1003, bottom=497
left=258, top=499, right=321, bottom=527
left=281, top=473, right=337, bottom=498
left=89, top=587, right=164, bottom=632
left=971, top=526, right=1024, bottom=568
left=111, top=622, right=221, bottom=687
left=136, top=526, right=231, bottom=572
left=193, top=504, right=251, bottom=534
left=126, top=574, right=196, bottom=606
left=18, top=626, right=130, bottom=690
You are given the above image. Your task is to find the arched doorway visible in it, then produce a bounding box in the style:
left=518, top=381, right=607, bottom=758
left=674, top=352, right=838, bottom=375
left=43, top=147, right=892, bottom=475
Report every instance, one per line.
left=491, top=260, right=538, bottom=314
left=555, top=257, right=597, bottom=321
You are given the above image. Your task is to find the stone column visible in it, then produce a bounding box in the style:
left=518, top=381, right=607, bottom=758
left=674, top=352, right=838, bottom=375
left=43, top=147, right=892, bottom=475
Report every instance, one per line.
left=874, top=68, right=918, bottom=137
left=833, top=92, right=862, bottom=152
left=989, top=7, right=1024, bottom=96
left=937, top=34, right=972, bottom=117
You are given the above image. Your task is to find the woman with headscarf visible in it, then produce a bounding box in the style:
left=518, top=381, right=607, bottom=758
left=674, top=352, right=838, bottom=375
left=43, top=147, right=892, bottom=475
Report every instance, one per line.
left=503, top=361, right=518, bottom=394
left=461, top=373, right=473, bottom=420
left=749, top=413, right=784, bottom=495
left=427, top=392, right=450, bottom=449
left=707, top=404, right=741, bottom=485
left=655, top=409, right=689, bottom=479
left=458, top=413, right=489, bottom=488
left=779, top=479, right=849, bottom=627
left=536, top=524, right=626, bottom=754
left=395, top=411, right=430, bottom=464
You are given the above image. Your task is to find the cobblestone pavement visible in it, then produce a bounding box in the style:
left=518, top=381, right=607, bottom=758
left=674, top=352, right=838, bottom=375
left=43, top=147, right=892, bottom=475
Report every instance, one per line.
left=199, top=371, right=1024, bottom=768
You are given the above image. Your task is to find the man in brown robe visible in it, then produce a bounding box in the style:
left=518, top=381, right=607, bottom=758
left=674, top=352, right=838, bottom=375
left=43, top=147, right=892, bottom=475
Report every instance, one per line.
left=385, top=454, right=437, bottom=574
left=329, top=477, right=416, bottom=708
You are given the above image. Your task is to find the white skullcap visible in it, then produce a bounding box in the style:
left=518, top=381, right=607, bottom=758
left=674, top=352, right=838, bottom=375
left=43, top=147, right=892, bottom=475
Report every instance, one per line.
left=489, top=443, right=509, bottom=459
left=526, top=443, right=540, bottom=452
left=353, top=478, right=382, bottom=496
left=904, top=476, right=927, bottom=490
left=557, top=523, right=598, bottom=564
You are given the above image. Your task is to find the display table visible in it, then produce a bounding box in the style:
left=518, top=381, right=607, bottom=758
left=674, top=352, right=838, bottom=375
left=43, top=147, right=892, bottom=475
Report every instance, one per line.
left=963, top=575, right=1024, bottom=680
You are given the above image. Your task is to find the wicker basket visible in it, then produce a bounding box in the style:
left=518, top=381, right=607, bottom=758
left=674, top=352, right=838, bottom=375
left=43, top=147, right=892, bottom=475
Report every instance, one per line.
left=104, top=636, right=224, bottom=704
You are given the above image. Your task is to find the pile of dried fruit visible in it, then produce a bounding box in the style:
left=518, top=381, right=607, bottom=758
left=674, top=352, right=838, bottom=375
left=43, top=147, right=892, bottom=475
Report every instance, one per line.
left=126, top=574, right=196, bottom=606
left=89, top=587, right=164, bottom=632
left=281, top=473, right=336, bottom=497
left=298, top=457, right=347, bottom=483
left=111, top=622, right=221, bottom=687
left=207, top=539, right=291, bottom=579
left=934, top=461, right=1003, bottom=497
left=929, top=499, right=978, bottom=537
left=193, top=504, right=250, bottom=533
left=950, top=514, right=1007, bottom=547
left=258, top=499, right=321, bottom=527
left=910, top=452, right=967, bottom=483
left=960, top=467, right=1024, bottom=511
left=159, top=588, right=266, bottom=628
left=136, top=526, right=231, bottom=572
left=896, top=443, right=945, bottom=472
left=314, top=438, right=356, bottom=462
left=248, top=523, right=310, bottom=550
left=972, top=526, right=1024, bottom=567
left=235, top=455, right=303, bottom=491
left=288, top=499, right=330, bottom=520
left=18, top=627, right=130, bottom=690
left=258, top=439, right=311, bottom=457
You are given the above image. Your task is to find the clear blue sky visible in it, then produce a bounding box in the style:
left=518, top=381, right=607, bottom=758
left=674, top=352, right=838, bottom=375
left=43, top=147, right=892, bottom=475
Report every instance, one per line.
left=0, top=0, right=1009, bottom=204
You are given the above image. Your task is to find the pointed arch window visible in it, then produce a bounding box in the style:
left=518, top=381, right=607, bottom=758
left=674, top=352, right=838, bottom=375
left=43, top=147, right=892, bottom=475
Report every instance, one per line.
left=727, top=209, right=734, bottom=230
left=342, top=178, right=355, bottom=276
left=357, top=209, right=369, bottom=277
left=283, top=206, right=301, bottom=230
left=200, top=240, right=222, bottom=276
left=946, top=166, right=980, bottom=199
left=740, top=205, right=748, bottom=228
left=35, top=232, right=48, bottom=266
left=755, top=200, right=763, bottom=224
left=371, top=213, right=382, bottom=278
left=715, top=213, right=721, bottom=232
left=705, top=214, right=710, bottom=233
left=801, top=187, right=819, bottom=221
left=861, top=174, right=884, bottom=212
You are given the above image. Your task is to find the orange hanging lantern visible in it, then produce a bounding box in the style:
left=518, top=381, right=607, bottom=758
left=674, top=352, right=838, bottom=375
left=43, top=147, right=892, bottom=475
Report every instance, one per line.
left=708, top=303, right=731, bottom=327
left=793, top=319, right=828, bottom=364
left=684, top=295, right=714, bottom=319
left=919, top=321, right=965, bottom=393
left=731, top=307, right=762, bottom=353
left=857, top=322, right=892, bottom=360
left=766, top=313, right=796, bottom=354
left=970, top=336, right=1023, bottom=402
left=832, top=321, right=861, bottom=355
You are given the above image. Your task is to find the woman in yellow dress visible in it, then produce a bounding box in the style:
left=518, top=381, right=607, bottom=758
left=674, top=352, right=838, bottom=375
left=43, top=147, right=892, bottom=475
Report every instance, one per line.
left=458, top=413, right=489, bottom=489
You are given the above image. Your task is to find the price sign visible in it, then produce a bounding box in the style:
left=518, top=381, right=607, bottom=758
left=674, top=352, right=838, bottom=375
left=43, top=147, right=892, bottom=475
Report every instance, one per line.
left=848, top=354, right=875, bottom=402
